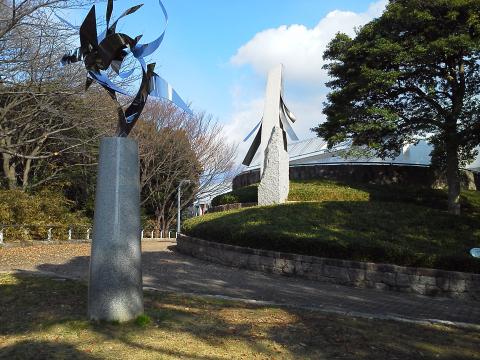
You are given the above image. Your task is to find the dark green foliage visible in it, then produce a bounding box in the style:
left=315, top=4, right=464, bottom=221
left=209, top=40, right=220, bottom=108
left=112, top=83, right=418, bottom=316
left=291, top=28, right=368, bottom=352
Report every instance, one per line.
left=185, top=181, right=480, bottom=273
left=314, top=0, right=480, bottom=214
left=211, top=184, right=258, bottom=207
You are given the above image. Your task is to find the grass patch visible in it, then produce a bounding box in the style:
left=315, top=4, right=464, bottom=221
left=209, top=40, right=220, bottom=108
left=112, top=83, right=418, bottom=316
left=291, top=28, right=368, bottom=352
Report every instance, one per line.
left=213, top=179, right=466, bottom=208
left=211, top=184, right=258, bottom=206
left=1, top=274, right=479, bottom=359
left=289, top=180, right=370, bottom=202
left=186, top=181, right=480, bottom=273
left=135, top=314, right=151, bottom=327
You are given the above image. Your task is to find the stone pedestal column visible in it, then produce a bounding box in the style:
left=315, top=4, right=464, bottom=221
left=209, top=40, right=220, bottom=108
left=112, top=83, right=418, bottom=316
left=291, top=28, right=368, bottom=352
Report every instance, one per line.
left=88, top=137, right=143, bottom=322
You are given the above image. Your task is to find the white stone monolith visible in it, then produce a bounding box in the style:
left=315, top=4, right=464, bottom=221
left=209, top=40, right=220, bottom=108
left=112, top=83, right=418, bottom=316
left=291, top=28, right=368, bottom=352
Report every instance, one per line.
left=258, top=65, right=290, bottom=205
left=258, top=127, right=289, bottom=205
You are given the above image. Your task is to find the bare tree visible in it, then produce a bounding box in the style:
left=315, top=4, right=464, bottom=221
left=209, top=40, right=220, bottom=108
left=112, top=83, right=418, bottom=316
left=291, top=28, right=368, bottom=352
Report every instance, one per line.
left=133, top=100, right=236, bottom=232
left=0, top=0, right=92, bottom=40
left=0, top=0, right=118, bottom=190
left=0, top=0, right=236, bottom=226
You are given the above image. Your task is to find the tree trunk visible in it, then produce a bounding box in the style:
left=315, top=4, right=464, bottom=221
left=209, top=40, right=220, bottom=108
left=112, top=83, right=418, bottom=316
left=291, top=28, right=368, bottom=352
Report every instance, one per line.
left=446, top=142, right=461, bottom=215
left=155, top=209, right=162, bottom=237
left=22, top=158, right=32, bottom=191
left=164, top=220, right=172, bottom=235
left=2, top=153, right=18, bottom=190
left=155, top=208, right=171, bottom=236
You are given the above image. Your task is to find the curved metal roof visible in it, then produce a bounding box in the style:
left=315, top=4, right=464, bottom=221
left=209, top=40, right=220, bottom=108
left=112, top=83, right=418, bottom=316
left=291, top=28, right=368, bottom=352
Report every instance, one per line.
left=244, top=137, right=479, bottom=170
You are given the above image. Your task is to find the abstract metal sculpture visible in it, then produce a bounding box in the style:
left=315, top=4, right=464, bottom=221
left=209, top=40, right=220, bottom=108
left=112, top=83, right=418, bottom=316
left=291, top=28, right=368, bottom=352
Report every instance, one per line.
left=242, top=65, right=298, bottom=167
left=242, top=65, right=298, bottom=205
left=58, top=0, right=191, bottom=137
left=56, top=1, right=193, bottom=322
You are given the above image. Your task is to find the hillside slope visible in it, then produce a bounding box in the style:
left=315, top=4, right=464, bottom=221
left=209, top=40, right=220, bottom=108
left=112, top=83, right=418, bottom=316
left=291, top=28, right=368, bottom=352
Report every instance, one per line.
left=186, top=180, right=480, bottom=273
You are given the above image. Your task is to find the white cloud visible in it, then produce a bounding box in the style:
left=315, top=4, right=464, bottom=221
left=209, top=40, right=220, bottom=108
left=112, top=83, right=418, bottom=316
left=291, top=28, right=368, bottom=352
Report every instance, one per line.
left=223, top=98, right=264, bottom=164
left=286, top=95, right=327, bottom=138
left=230, top=0, right=387, bottom=85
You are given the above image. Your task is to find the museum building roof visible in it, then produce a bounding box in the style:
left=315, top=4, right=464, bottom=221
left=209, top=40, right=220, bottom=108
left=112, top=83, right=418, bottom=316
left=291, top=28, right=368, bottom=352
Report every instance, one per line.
left=244, top=137, right=480, bottom=171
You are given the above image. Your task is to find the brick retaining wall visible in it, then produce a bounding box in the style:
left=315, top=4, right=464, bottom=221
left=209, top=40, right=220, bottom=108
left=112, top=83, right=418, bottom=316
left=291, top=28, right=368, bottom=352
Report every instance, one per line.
left=177, top=235, right=480, bottom=300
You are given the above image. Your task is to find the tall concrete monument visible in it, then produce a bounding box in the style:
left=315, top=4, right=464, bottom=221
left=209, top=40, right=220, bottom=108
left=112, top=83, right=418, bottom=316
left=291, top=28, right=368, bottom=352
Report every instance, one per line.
left=242, top=65, right=298, bottom=206
left=59, top=0, right=191, bottom=322
left=89, top=137, right=143, bottom=322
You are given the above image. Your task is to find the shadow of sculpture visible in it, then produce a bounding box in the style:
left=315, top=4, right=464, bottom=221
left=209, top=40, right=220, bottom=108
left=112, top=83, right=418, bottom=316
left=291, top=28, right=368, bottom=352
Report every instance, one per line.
left=1, top=272, right=479, bottom=360
left=32, top=245, right=480, bottom=327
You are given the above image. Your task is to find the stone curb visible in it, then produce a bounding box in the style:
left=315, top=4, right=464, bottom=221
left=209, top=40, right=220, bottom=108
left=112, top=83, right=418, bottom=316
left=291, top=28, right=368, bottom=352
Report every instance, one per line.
left=176, top=235, right=480, bottom=300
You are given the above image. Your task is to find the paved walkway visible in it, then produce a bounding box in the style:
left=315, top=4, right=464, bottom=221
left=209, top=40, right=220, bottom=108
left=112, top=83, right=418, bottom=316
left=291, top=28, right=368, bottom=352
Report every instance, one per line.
left=1, top=241, right=479, bottom=326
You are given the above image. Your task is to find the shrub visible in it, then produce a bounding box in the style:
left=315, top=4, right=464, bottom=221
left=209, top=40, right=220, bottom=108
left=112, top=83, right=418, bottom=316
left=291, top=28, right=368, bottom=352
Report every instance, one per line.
left=0, top=189, right=90, bottom=242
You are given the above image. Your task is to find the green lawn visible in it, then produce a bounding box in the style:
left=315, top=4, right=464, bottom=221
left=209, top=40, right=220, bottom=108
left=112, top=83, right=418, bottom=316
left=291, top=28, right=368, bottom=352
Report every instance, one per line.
left=212, top=179, right=470, bottom=209
left=1, top=274, right=479, bottom=360
left=211, top=184, right=259, bottom=207
left=186, top=180, right=480, bottom=273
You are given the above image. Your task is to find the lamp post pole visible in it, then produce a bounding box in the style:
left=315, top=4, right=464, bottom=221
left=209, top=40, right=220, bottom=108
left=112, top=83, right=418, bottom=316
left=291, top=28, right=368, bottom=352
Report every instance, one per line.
left=177, top=180, right=191, bottom=235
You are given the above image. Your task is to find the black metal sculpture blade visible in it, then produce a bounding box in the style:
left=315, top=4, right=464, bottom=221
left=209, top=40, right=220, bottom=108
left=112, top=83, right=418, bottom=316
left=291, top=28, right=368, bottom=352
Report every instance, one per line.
left=80, top=6, right=98, bottom=57
left=98, top=33, right=137, bottom=71
left=242, top=94, right=299, bottom=166
left=106, top=0, right=114, bottom=28
left=242, top=125, right=262, bottom=166
left=59, top=0, right=192, bottom=137
left=119, top=63, right=156, bottom=137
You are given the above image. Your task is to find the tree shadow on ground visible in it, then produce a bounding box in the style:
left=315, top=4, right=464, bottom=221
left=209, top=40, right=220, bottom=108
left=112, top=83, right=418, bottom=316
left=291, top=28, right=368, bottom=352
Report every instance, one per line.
left=33, top=248, right=480, bottom=326
left=340, top=181, right=460, bottom=212
left=0, top=340, right=101, bottom=360
left=1, top=273, right=480, bottom=360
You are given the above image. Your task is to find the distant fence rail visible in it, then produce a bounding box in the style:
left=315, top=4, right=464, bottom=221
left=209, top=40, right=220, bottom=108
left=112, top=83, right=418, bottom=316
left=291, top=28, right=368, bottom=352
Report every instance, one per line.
left=140, top=230, right=178, bottom=241
left=0, top=224, right=91, bottom=244
left=0, top=224, right=178, bottom=245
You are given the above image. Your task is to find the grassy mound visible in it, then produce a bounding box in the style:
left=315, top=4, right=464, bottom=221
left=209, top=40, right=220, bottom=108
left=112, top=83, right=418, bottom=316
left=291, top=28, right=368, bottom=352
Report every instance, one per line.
left=210, top=181, right=370, bottom=206
left=212, top=179, right=457, bottom=209
left=211, top=184, right=258, bottom=206
left=186, top=181, right=480, bottom=273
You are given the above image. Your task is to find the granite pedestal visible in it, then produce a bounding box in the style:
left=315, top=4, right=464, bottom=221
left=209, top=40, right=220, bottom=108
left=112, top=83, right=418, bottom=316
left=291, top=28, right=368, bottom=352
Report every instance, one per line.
left=258, top=127, right=290, bottom=205
left=88, top=137, right=143, bottom=322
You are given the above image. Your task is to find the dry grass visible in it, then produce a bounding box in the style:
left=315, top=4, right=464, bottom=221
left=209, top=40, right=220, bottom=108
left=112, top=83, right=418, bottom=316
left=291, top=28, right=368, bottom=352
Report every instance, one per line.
left=0, top=243, right=90, bottom=271
left=1, top=274, right=479, bottom=359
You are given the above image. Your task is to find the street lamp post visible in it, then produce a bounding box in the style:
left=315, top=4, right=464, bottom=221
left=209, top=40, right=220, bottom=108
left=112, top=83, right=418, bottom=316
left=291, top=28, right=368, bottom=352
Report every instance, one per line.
left=177, top=180, right=191, bottom=235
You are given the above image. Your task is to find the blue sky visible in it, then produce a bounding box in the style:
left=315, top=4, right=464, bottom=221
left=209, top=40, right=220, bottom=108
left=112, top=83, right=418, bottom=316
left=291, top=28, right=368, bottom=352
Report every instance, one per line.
left=63, top=0, right=387, bottom=160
